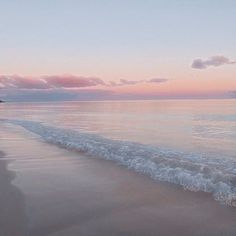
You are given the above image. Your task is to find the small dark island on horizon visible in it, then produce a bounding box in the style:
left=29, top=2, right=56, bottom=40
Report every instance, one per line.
left=0, top=100, right=5, bottom=103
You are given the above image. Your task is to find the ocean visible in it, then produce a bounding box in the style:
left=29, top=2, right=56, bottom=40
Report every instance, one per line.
left=1, top=99, right=236, bottom=206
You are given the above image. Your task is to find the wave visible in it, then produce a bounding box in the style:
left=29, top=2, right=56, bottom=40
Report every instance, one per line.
left=3, top=119, right=236, bottom=207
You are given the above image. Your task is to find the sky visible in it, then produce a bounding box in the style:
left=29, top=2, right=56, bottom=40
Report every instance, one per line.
left=0, top=0, right=236, bottom=101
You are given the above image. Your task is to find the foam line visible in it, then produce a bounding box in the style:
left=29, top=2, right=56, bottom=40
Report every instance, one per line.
left=4, top=119, right=236, bottom=207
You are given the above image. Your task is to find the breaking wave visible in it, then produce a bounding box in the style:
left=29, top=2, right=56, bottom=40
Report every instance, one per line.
left=3, top=119, right=236, bottom=207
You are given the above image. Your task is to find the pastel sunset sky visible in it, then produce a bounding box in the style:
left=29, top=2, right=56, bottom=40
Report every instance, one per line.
left=0, top=0, right=236, bottom=101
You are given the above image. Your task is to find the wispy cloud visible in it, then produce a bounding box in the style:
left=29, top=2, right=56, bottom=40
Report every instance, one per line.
left=147, top=78, right=169, bottom=83
left=109, top=78, right=168, bottom=86
left=108, top=79, right=144, bottom=86
left=0, top=75, right=169, bottom=90
left=191, top=56, right=236, bottom=69
left=119, top=79, right=143, bottom=85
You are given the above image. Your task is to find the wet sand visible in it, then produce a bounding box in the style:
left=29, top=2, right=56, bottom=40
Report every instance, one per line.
left=1, top=124, right=236, bottom=236
left=0, top=151, right=28, bottom=236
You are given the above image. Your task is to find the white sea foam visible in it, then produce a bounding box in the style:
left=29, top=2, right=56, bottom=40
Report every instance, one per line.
left=3, top=119, right=236, bottom=207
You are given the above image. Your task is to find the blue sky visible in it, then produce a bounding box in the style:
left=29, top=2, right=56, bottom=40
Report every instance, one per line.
left=0, top=0, right=236, bottom=101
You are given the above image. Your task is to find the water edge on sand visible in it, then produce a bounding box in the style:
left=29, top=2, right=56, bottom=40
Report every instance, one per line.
left=1, top=123, right=236, bottom=236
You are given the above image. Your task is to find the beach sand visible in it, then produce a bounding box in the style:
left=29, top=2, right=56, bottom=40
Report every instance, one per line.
left=0, top=151, right=28, bottom=236
left=1, top=124, right=236, bottom=236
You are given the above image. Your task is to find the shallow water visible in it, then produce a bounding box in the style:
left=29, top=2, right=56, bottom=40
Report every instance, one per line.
left=1, top=99, right=236, bottom=205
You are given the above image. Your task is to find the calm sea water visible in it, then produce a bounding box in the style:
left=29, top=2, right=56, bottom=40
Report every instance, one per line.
left=1, top=99, right=236, bottom=205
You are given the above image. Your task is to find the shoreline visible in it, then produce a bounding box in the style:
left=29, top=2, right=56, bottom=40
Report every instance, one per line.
left=1, top=124, right=236, bottom=235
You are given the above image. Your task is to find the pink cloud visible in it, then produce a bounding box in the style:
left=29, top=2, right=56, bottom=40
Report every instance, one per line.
left=147, top=78, right=169, bottom=83
left=109, top=79, right=144, bottom=86
left=0, top=75, right=48, bottom=89
left=109, top=78, right=169, bottom=86
left=119, top=79, right=143, bottom=85
left=0, top=75, right=170, bottom=90
left=44, top=75, right=106, bottom=88
left=0, top=75, right=106, bottom=89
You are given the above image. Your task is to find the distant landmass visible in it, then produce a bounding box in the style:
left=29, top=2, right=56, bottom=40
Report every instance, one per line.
left=0, top=100, right=4, bottom=103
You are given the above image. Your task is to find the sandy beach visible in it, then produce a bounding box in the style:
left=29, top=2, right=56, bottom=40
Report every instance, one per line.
left=0, top=123, right=236, bottom=236
left=1, top=0, right=236, bottom=234
left=0, top=150, right=28, bottom=236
